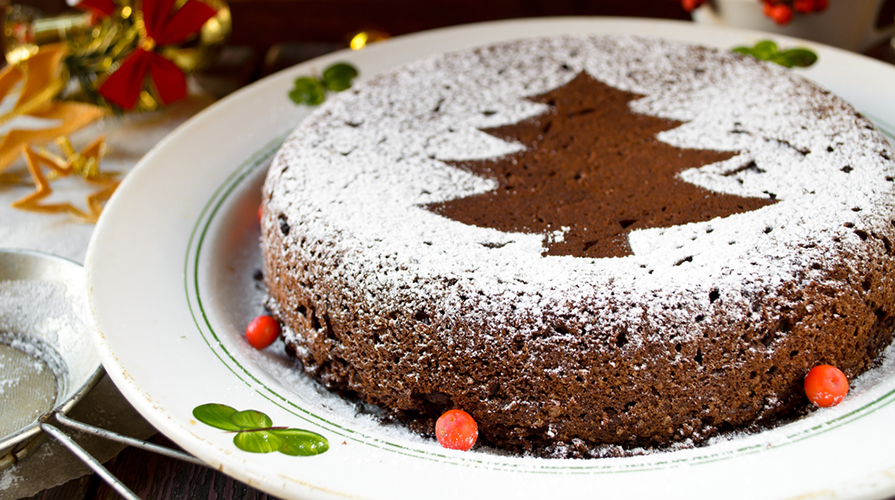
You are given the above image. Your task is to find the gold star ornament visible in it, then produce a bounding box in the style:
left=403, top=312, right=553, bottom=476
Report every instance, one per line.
left=11, top=136, right=120, bottom=223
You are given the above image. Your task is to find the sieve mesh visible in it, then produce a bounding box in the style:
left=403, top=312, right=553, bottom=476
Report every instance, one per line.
left=0, top=342, right=57, bottom=438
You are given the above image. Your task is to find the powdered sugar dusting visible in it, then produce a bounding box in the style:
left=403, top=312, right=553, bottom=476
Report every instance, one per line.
left=264, top=35, right=895, bottom=349
left=0, top=280, right=75, bottom=346
left=0, top=275, right=97, bottom=419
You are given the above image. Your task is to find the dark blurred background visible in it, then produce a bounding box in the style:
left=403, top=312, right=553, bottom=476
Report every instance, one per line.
left=11, top=0, right=690, bottom=53
left=7, top=0, right=894, bottom=96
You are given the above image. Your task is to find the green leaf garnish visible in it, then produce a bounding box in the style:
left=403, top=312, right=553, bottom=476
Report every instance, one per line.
left=780, top=48, right=818, bottom=68
left=289, top=77, right=326, bottom=106
left=233, top=430, right=284, bottom=453
left=322, top=63, right=359, bottom=92
left=193, top=403, right=330, bottom=457
left=752, top=40, right=779, bottom=59
left=230, top=409, right=273, bottom=430
left=193, top=403, right=243, bottom=431
left=288, top=62, right=359, bottom=105
left=732, top=40, right=817, bottom=68
left=769, top=54, right=795, bottom=68
left=271, top=428, right=330, bottom=456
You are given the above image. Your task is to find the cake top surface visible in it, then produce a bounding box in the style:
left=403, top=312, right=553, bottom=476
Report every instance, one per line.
left=264, top=34, right=895, bottom=342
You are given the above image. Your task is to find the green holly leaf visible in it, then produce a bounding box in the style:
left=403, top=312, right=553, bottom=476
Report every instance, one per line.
left=230, top=409, right=273, bottom=430
left=321, top=63, right=359, bottom=92
left=289, top=77, right=326, bottom=105
left=233, top=430, right=284, bottom=453
left=732, top=46, right=754, bottom=56
left=271, top=428, right=330, bottom=456
left=193, top=404, right=242, bottom=431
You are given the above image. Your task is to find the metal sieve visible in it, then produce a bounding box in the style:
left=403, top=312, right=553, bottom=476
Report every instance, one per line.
left=0, top=249, right=202, bottom=499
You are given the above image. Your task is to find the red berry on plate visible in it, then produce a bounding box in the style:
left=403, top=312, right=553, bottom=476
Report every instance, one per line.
left=435, top=409, right=478, bottom=451
left=246, top=315, right=280, bottom=349
left=813, top=0, right=828, bottom=11
left=804, top=364, right=849, bottom=407
left=769, top=4, right=794, bottom=24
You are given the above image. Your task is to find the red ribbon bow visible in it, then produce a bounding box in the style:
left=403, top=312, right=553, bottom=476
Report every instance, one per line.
left=98, top=0, right=217, bottom=110
left=72, top=0, right=117, bottom=19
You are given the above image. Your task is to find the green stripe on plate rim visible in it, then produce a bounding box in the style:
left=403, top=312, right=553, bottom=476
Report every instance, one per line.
left=866, top=113, right=895, bottom=141
left=183, top=131, right=895, bottom=474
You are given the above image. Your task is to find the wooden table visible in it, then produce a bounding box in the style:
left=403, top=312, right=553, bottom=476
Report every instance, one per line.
left=22, top=434, right=276, bottom=499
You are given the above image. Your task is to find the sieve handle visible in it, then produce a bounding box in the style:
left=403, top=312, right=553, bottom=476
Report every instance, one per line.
left=53, top=412, right=206, bottom=466
left=40, top=422, right=141, bottom=500
left=40, top=412, right=208, bottom=500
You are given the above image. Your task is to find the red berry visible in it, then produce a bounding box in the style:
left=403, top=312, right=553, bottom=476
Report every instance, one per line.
left=813, top=0, right=828, bottom=11
left=246, top=315, right=280, bottom=349
left=769, top=4, right=794, bottom=24
left=804, top=365, right=849, bottom=407
left=793, top=0, right=814, bottom=13
left=435, top=409, right=478, bottom=451
left=763, top=2, right=775, bottom=17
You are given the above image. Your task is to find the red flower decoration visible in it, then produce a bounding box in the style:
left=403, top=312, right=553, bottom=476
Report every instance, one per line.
left=98, top=0, right=217, bottom=109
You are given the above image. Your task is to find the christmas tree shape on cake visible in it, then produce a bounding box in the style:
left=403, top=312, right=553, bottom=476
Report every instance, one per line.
left=425, top=72, right=777, bottom=259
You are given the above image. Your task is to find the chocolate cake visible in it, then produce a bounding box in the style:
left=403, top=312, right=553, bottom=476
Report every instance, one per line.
left=260, top=35, right=895, bottom=457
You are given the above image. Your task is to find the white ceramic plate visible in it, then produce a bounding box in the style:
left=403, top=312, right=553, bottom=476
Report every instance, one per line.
left=86, top=18, right=895, bottom=500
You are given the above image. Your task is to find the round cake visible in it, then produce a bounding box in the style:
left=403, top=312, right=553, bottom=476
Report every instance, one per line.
left=260, top=35, right=895, bottom=457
